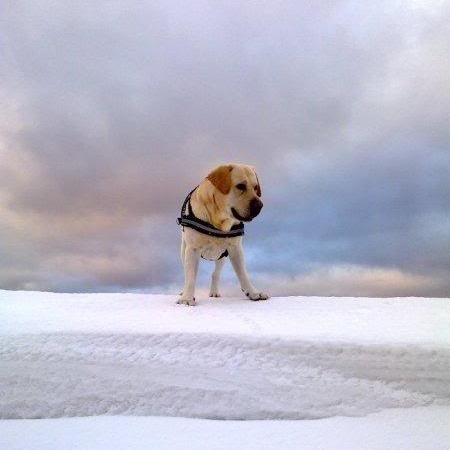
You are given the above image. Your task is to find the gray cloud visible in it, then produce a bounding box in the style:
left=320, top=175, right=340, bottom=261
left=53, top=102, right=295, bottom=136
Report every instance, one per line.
left=1, top=0, right=449, bottom=296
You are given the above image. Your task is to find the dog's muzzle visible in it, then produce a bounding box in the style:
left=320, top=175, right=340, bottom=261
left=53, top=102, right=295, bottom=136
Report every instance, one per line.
left=232, top=198, right=263, bottom=222
left=249, top=197, right=263, bottom=218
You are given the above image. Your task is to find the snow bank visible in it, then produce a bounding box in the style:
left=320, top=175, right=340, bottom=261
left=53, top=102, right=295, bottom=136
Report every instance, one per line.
left=0, top=290, right=449, bottom=420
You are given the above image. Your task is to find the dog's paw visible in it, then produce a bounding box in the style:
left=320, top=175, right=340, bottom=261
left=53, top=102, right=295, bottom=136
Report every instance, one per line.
left=177, top=296, right=196, bottom=306
left=244, top=291, right=269, bottom=301
left=209, top=290, right=221, bottom=298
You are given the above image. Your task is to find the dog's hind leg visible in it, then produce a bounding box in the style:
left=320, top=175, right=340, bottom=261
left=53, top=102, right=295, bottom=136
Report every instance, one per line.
left=209, top=257, right=226, bottom=297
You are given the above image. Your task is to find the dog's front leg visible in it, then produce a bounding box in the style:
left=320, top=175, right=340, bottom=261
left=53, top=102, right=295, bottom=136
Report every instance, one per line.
left=228, top=243, right=269, bottom=301
left=177, top=246, right=200, bottom=306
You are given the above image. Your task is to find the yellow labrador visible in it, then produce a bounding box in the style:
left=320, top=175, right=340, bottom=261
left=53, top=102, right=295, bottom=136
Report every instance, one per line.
left=177, top=163, right=269, bottom=306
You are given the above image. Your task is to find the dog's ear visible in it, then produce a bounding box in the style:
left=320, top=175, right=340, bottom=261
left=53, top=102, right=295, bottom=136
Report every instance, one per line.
left=206, top=164, right=233, bottom=195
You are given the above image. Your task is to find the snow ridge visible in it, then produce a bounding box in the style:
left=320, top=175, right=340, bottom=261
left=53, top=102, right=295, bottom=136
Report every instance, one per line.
left=1, top=291, right=449, bottom=420
left=1, top=332, right=449, bottom=419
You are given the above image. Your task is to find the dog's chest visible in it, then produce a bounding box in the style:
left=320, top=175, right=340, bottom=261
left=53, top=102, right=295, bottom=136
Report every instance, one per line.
left=199, top=244, right=227, bottom=261
left=183, top=228, right=240, bottom=260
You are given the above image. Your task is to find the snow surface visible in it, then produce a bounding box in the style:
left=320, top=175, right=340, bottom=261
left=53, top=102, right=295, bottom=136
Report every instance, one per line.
left=1, top=290, right=449, bottom=421
left=1, top=407, right=449, bottom=450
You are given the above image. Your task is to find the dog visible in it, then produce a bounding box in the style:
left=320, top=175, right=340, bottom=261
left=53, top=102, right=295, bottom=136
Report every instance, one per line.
left=177, top=163, right=269, bottom=306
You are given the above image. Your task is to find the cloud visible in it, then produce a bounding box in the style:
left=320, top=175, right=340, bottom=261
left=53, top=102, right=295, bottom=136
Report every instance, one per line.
left=0, top=0, right=449, bottom=295
left=254, top=265, right=450, bottom=298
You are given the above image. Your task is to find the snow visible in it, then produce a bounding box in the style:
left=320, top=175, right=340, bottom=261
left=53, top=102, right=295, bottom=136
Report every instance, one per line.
left=1, top=407, right=449, bottom=450
left=1, top=290, right=449, bottom=344
left=1, top=290, right=449, bottom=449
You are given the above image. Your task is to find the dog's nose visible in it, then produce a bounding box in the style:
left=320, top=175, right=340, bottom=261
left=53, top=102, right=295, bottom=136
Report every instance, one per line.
left=250, top=197, right=263, bottom=217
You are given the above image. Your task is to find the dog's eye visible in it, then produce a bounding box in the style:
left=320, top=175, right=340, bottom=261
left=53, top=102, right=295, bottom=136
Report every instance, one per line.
left=236, top=183, right=246, bottom=191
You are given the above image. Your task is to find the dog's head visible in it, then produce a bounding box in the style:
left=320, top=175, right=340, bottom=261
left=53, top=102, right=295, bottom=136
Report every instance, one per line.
left=206, top=163, right=263, bottom=222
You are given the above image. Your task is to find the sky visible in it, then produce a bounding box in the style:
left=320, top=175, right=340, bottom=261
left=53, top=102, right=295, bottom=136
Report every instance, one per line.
left=1, top=0, right=449, bottom=297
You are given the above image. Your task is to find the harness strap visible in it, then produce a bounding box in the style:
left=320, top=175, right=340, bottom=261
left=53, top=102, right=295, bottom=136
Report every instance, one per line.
left=177, top=187, right=245, bottom=240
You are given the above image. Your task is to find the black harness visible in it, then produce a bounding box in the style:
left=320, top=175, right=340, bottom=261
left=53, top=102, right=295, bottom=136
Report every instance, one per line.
left=177, top=187, right=245, bottom=260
